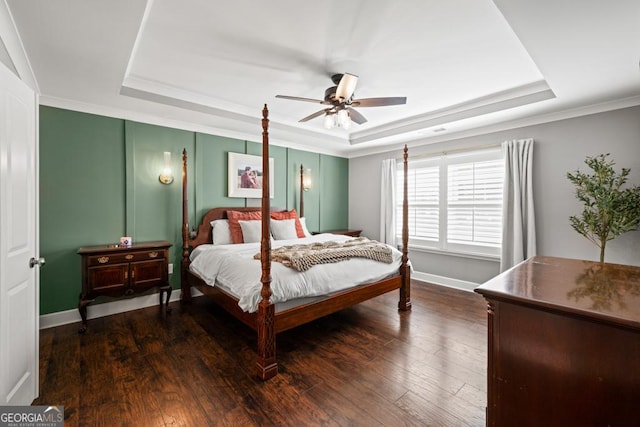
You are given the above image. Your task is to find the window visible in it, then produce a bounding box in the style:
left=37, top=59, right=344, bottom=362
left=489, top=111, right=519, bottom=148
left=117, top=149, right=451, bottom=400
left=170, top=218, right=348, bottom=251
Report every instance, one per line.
left=397, top=148, right=504, bottom=256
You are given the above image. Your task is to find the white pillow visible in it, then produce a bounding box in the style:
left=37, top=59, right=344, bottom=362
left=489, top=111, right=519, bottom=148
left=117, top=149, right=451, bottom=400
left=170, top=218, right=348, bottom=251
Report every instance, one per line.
left=238, top=220, right=263, bottom=243
left=299, top=217, right=312, bottom=237
left=210, top=219, right=232, bottom=245
left=270, top=218, right=298, bottom=240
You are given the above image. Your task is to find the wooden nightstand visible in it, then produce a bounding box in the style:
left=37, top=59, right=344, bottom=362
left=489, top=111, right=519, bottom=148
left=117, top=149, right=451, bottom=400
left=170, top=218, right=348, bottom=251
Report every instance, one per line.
left=313, top=229, right=362, bottom=237
left=77, top=240, right=172, bottom=333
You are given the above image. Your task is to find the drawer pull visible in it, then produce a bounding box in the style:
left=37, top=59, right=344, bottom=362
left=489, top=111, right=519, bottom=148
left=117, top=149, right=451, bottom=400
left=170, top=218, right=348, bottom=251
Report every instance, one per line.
left=97, top=256, right=109, bottom=264
left=149, top=251, right=158, bottom=258
left=125, top=254, right=134, bottom=260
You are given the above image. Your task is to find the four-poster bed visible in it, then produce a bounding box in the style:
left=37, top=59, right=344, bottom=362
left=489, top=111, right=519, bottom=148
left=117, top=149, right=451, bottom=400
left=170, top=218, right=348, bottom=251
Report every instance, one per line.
left=180, top=104, right=411, bottom=380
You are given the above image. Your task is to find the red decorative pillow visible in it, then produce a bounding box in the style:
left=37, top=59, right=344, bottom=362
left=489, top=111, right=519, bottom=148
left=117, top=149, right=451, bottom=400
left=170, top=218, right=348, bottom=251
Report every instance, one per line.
left=227, top=210, right=262, bottom=243
left=270, top=209, right=305, bottom=238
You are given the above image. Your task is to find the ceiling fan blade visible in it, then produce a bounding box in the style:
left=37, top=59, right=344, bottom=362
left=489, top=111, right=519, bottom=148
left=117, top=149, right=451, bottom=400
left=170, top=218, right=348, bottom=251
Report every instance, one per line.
left=299, top=108, right=330, bottom=123
left=351, top=96, right=407, bottom=107
left=335, top=73, right=358, bottom=101
left=276, top=95, right=331, bottom=105
left=348, top=107, right=367, bottom=125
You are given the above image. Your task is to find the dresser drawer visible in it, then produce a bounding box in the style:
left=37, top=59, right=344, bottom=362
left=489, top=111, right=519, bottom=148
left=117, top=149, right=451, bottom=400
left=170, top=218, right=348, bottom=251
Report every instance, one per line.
left=86, top=249, right=165, bottom=267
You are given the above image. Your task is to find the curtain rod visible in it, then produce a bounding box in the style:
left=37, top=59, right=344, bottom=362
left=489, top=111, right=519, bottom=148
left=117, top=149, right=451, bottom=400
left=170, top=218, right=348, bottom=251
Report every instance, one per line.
left=396, top=142, right=502, bottom=161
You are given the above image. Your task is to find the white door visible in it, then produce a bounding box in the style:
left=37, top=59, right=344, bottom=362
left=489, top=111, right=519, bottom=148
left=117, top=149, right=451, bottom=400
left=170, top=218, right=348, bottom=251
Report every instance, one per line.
left=0, top=61, right=39, bottom=405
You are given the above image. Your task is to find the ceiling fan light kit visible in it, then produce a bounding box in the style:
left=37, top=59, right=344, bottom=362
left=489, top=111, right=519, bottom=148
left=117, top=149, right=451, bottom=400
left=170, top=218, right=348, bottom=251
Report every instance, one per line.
left=276, top=73, right=407, bottom=130
left=323, top=109, right=351, bottom=130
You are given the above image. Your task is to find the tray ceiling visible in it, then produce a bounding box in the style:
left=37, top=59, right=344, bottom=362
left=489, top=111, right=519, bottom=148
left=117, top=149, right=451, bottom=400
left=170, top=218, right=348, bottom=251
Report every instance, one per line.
left=7, top=0, right=640, bottom=156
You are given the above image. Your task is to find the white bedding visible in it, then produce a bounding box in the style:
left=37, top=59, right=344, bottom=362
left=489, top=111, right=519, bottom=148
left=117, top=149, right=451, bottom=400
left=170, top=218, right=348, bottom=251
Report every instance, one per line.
left=189, top=233, right=403, bottom=313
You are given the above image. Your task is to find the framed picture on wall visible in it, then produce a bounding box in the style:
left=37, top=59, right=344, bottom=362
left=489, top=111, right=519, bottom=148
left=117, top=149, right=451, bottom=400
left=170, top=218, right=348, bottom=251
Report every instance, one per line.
left=228, top=152, right=274, bottom=198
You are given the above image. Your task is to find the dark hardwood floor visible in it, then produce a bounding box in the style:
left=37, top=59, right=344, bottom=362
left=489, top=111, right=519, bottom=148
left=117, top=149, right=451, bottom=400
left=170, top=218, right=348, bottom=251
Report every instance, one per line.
left=35, top=281, right=488, bottom=426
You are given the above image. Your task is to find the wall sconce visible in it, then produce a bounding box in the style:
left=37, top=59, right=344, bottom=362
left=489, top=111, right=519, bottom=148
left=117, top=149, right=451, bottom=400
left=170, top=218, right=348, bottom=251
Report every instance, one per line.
left=159, top=151, right=174, bottom=184
left=299, top=164, right=312, bottom=218
left=301, top=166, right=312, bottom=191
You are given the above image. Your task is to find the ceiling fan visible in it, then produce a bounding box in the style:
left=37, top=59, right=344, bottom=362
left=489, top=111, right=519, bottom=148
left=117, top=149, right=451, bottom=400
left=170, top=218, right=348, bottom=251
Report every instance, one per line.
left=276, top=73, right=407, bottom=129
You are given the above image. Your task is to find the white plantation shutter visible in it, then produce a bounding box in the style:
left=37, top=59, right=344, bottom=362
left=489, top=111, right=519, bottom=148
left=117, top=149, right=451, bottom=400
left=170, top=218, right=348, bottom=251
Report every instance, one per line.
left=398, top=160, right=439, bottom=243
left=397, top=148, right=503, bottom=255
left=447, top=158, right=503, bottom=248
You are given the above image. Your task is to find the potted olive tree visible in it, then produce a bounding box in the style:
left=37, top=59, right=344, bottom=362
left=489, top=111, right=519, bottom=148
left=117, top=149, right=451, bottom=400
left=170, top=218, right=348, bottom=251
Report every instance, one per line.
left=567, top=154, right=640, bottom=263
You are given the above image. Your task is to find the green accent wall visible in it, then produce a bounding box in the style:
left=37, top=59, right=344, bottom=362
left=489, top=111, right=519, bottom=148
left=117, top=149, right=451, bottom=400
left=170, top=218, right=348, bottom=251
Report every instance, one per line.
left=39, top=106, right=349, bottom=315
left=40, top=108, right=126, bottom=314
left=320, top=155, right=349, bottom=231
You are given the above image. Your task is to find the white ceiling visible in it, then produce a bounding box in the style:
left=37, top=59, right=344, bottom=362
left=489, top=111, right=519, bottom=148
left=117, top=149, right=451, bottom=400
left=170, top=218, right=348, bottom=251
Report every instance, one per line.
left=6, top=0, right=640, bottom=157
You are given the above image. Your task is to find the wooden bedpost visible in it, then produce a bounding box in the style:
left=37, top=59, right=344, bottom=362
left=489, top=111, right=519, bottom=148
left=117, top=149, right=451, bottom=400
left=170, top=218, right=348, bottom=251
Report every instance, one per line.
left=257, top=104, right=278, bottom=380
left=181, top=148, right=192, bottom=304
left=299, top=164, right=304, bottom=218
left=399, top=144, right=412, bottom=311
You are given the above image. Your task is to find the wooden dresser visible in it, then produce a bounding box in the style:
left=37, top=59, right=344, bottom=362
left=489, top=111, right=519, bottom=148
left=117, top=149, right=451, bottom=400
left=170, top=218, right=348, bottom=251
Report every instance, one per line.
left=77, top=240, right=172, bottom=333
left=475, top=256, right=640, bottom=426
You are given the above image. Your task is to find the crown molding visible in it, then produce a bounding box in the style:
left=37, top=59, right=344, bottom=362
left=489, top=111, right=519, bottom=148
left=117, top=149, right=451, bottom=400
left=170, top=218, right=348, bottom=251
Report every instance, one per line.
left=38, top=94, right=351, bottom=157
left=346, top=94, right=640, bottom=159
left=38, top=91, right=640, bottom=160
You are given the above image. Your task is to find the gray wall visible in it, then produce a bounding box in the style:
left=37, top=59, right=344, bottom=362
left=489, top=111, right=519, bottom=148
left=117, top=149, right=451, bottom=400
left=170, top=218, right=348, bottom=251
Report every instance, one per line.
left=349, top=105, right=640, bottom=285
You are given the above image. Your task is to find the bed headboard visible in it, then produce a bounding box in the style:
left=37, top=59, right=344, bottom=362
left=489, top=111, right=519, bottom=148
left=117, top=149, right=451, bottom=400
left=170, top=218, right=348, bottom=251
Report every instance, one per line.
left=188, top=206, right=284, bottom=249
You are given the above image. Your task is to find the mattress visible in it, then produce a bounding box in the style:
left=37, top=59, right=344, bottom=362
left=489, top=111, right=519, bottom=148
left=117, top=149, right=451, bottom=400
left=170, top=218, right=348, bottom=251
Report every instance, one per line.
left=189, top=233, right=403, bottom=313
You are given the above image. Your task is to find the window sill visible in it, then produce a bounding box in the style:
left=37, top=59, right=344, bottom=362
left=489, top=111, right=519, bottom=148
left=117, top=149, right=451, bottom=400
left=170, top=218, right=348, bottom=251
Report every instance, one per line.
left=407, top=244, right=500, bottom=262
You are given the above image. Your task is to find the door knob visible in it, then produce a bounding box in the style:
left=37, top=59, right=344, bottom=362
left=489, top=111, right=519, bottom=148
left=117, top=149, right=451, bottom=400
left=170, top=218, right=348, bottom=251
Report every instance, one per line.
left=29, top=257, right=46, bottom=268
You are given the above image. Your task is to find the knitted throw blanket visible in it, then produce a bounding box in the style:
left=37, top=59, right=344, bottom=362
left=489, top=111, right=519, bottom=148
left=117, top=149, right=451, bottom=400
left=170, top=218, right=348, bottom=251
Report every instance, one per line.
left=255, top=237, right=393, bottom=272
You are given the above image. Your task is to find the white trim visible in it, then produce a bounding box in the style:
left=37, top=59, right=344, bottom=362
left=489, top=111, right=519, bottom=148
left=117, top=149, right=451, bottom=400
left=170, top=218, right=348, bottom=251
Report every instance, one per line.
left=409, top=244, right=500, bottom=262
left=38, top=91, right=640, bottom=161
left=38, top=95, right=348, bottom=157
left=0, top=0, right=39, bottom=92
left=347, top=95, right=640, bottom=159
left=122, top=0, right=154, bottom=81
left=39, top=289, right=203, bottom=330
left=412, top=271, right=478, bottom=292
left=350, top=80, right=554, bottom=144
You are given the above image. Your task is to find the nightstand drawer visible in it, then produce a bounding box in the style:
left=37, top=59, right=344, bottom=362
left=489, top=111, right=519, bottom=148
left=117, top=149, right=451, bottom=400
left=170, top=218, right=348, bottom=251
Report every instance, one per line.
left=86, top=250, right=164, bottom=266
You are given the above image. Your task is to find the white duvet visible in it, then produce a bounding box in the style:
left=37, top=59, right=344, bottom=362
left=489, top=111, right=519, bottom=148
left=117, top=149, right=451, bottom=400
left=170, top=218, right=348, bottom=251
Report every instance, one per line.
left=189, top=233, right=403, bottom=313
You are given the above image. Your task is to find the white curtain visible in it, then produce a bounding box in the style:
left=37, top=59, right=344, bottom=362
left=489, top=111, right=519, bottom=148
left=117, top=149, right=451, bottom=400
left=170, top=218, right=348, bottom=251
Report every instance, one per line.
left=501, top=138, right=536, bottom=272
left=380, top=158, right=396, bottom=246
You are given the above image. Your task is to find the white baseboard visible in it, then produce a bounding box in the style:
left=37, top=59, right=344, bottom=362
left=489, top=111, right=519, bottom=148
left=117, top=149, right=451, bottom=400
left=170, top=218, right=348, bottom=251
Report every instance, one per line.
left=40, top=274, right=475, bottom=329
left=39, top=289, right=203, bottom=330
left=412, top=271, right=479, bottom=292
